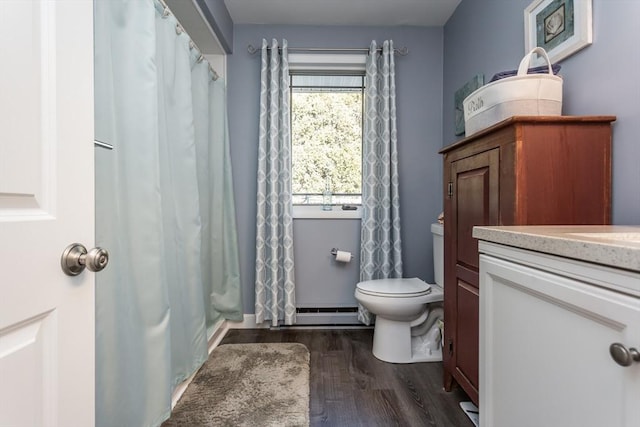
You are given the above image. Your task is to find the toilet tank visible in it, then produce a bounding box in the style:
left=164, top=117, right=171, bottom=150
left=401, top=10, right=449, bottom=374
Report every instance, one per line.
left=431, top=223, right=444, bottom=287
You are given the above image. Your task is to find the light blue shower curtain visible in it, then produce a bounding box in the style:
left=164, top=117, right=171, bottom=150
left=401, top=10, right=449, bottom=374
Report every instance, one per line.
left=94, top=0, right=241, bottom=425
left=359, top=40, right=403, bottom=325
left=155, top=6, right=210, bottom=392
left=254, top=39, right=296, bottom=326
left=193, top=61, right=243, bottom=331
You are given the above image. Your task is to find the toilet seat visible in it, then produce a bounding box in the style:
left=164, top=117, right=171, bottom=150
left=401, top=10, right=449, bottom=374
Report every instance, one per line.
left=356, top=277, right=431, bottom=298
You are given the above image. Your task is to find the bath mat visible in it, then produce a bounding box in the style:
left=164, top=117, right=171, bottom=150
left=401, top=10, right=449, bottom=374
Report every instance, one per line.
left=163, top=343, right=310, bottom=427
left=460, top=401, right=479, bottom=427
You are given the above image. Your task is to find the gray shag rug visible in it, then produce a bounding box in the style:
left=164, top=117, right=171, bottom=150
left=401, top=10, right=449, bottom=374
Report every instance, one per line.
left=163, top=343, right=310, bottom=427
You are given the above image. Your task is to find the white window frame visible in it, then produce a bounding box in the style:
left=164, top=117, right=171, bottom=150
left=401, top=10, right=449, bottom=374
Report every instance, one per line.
left=289, top=53, right=366, bottom=219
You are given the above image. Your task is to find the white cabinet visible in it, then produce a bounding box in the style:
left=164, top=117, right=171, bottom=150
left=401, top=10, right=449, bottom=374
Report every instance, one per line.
left=478, top=241, right=640, bottom=427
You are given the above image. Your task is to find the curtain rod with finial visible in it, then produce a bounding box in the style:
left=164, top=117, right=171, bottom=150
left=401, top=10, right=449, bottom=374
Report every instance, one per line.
left=246, top=44, right=409, bottom=56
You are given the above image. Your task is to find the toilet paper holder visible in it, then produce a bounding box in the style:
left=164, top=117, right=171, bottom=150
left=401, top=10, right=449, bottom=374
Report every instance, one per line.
left=330, top=248, right=353, bottom=260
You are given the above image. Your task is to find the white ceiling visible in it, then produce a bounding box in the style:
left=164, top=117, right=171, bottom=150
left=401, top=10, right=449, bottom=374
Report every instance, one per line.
left=223, top=0, right=462, bottom=27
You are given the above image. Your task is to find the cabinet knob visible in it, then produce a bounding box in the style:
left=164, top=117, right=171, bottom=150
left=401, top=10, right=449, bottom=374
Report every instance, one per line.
left=609, top=343, right=640, bottom=367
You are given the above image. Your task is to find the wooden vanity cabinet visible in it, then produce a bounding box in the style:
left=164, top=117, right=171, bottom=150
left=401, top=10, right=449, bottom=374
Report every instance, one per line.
left=438, top=116, right=615, bottom=405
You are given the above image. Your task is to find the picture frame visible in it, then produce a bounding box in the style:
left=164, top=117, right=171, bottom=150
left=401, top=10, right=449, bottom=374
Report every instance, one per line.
left=524, top=0, right=592, bottom=64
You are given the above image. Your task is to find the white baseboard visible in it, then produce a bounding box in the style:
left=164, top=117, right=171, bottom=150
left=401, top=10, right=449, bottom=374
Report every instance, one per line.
left=226, top=314, right=270, bottom=329
left=170, top=319, right=230, bottom=409
left=171, top=314, right=272, bottom=407
left=207, top=319, right=230, bottom=353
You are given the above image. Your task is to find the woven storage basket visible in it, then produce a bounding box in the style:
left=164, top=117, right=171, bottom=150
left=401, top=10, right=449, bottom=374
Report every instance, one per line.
left=463, top=47, right=562, bottom=136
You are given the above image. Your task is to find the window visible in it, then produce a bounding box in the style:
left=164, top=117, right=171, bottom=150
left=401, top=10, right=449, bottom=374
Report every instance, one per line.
left=290, top=73, right=364, bottom=206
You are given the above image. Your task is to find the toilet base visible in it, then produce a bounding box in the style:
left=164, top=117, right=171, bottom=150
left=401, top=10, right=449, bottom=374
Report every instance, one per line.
left=372, top=317, right=442, bottom=363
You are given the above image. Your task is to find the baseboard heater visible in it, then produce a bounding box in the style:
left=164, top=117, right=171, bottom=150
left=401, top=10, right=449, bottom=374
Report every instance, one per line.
left=294, top=307, right=361, bottom=325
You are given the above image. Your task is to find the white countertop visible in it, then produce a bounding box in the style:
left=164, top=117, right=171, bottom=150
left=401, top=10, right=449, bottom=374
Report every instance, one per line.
left=473, top=225, right=640, bottom=272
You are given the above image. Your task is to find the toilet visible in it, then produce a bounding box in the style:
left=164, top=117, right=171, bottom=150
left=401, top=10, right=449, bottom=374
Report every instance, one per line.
left=354, top=223, right=444, bottom=363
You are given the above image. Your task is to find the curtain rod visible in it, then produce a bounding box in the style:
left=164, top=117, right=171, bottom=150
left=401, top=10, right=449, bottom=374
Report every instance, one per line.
left=246, top=44, right=409, bottom=56
left=155, top=0, right=220, bottom=80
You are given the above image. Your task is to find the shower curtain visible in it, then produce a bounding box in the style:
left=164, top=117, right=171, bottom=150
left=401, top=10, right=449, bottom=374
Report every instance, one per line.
left=193, top=61, right=244, bottom=333
left=94, top=0, right=242, bottom=426
left=359, top=40, right=403, bottom=325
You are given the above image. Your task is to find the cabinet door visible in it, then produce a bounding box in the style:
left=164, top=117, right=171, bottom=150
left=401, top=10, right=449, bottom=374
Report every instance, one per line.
left=446, top=148, right=499, bottom=402
left=452, top=149, right=500, bottom=275
left=480, top=255, right=640, bottom=427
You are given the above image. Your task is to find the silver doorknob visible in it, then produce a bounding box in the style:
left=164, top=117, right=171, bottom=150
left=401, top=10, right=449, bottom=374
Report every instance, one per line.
left=609, top=343, right=640, bottom=367
left=61, top=243, right=109, bottom=276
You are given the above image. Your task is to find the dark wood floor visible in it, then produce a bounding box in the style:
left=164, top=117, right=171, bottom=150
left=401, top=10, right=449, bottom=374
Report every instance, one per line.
left=220, top=328, right=473, bottom=427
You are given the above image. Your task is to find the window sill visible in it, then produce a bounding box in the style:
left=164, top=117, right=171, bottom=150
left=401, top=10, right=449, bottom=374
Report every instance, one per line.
left=293, top=205, right=362, bottom=219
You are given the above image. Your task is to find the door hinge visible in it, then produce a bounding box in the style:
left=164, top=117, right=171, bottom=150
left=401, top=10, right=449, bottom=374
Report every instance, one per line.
left=447, top=182, right=453, bottom=198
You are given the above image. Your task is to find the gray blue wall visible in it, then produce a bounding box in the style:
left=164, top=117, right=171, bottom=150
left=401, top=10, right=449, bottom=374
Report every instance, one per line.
left=444, top=0, right=640, bottom=225
left=195, top=0, right=233, bottom=52
left=226, top=1, right=640, bottom=316
left=228, top=25, right=444, bottom=313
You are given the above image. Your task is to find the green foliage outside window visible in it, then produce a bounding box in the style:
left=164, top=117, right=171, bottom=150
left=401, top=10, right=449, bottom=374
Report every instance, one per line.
left=291, top=91, right=362, bottom=202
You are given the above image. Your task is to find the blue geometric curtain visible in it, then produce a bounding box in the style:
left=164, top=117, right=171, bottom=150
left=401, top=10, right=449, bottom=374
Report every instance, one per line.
left=359, top=40, right=403, bottom=324
left=254, top=39, right=296, bottom=326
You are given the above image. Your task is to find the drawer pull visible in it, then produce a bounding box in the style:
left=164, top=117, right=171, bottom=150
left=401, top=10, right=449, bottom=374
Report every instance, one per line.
left=609, top=343, right=640, bottom=367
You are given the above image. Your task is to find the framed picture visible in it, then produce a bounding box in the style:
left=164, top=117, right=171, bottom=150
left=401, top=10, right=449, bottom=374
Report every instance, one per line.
left=524, top=0, right=592, bottom=64
left=454, top=74, right=484, bottom=136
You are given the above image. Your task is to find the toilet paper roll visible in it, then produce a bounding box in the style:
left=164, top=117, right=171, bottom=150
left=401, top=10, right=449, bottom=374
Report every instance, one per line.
left=335, top=250, right=352, bottom=263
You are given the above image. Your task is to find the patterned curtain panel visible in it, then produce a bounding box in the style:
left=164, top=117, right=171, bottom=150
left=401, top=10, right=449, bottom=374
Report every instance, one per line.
left=255, top=39, right=296, bottom=326
left=359, top=40, right=403, bottom=324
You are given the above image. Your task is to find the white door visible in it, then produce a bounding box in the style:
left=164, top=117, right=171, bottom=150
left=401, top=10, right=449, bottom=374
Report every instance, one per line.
left=0, top=1, right=95, bottom=426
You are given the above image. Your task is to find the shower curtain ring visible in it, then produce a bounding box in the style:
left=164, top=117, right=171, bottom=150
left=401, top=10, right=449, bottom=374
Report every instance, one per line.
left=175, top=24, right=183, bottom=35
left=162, top=7, right=170, bottom=18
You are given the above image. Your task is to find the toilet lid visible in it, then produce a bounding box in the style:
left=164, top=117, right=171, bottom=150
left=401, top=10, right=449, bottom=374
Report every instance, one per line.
left=356, top=277, right=431, bottom=297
